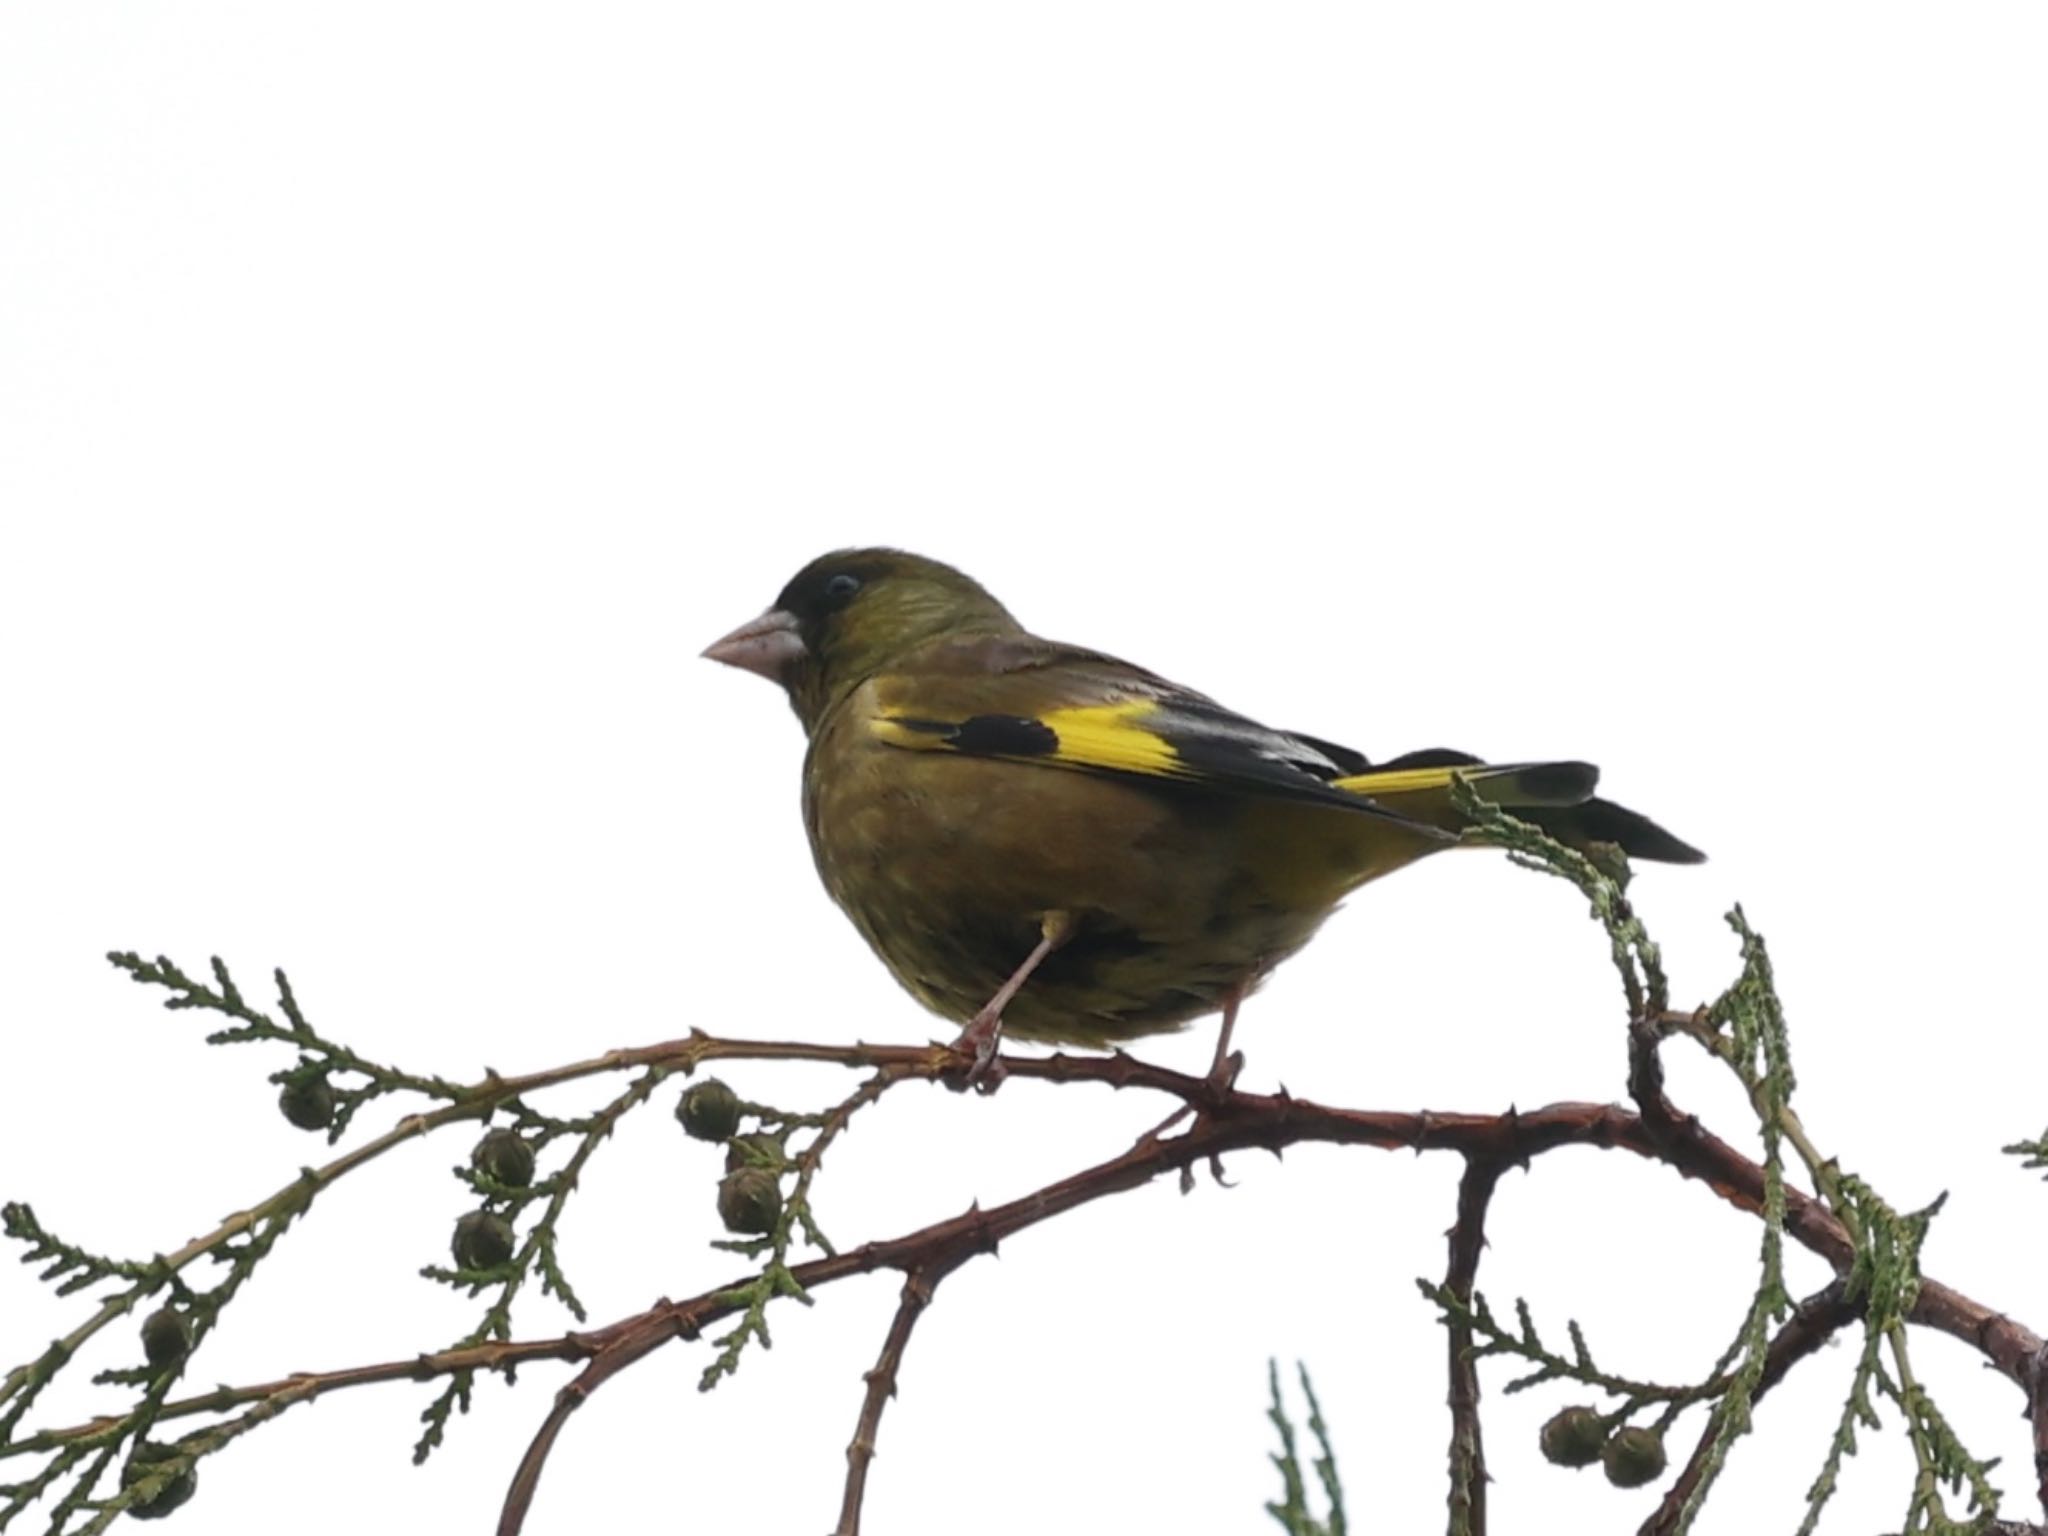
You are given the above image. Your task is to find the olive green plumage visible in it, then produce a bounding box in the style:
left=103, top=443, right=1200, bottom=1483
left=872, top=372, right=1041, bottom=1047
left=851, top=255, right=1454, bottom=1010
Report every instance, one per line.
left=705, top=549, right=1701, bottom=1047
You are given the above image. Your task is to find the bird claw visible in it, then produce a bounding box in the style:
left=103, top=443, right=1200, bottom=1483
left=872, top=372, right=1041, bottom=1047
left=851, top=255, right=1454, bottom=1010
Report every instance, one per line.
left=1177, top=1152, right=1235, bottom=1195
left=1203, top=1049, right=1245, bottom=1104
left=1150, top=1049, right=1250, bottom=1191
left=944, top=1011, right=1007, bottom=1095
left=1142, top=1047, right=1248, bottom=1160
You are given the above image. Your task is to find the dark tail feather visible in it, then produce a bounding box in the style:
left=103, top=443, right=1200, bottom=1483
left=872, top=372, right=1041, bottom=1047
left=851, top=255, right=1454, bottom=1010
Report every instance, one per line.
left=1367, top=746, right=1706, bottom=865
left=1518, top=797, right=1707, bottom=865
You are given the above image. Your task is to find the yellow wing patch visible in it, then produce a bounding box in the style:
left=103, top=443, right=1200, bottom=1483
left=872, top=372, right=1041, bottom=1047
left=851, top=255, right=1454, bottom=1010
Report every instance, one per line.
left=1037, top=701, right=1182, bottom=777
left=870, top=699, right=1191, bottom=779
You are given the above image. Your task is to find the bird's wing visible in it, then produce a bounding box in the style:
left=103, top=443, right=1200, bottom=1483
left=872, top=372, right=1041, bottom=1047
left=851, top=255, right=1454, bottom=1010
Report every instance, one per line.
left=863, top=634, right=1457, bottom=835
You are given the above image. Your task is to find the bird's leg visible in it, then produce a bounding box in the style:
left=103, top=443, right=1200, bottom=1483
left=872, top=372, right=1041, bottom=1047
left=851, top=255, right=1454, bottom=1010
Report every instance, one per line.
left=952, top=911, right=1074, bottom=1091
left=1141, top=983, right=1253, bottom=1154
left=1203, top=984, right=1248, bottom=1097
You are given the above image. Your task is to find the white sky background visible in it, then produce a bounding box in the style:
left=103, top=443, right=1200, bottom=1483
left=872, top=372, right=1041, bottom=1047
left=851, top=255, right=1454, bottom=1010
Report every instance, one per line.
left=2, top=6, right=2045, bottom=1534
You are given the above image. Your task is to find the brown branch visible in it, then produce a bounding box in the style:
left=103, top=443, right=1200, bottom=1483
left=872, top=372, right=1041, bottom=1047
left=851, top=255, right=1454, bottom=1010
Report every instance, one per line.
left=1444, top=1155, right=1505, bottom=1536
left=1638, top=1279, right=1860, bottom=1536
left=2034, top=1337, right=2048, bottom=1521
left=484, top=1084, right=2041, bottom=1535
left=11, top=1046, right=2037, bottom=1531
left=496, top=1382, right=580, bottom=1536
left=836, top=1266, right=944, bottom=1536
left=1627, top=1015, right=1684, bottom=1141
left=494, top=1309, right=704, bottom=1536
left=0, top=1033, right=1088, bottom=1428
left=5, top=1336, right=599, bottom=1457
left=1647, top=1014, right=2046, bottom=1526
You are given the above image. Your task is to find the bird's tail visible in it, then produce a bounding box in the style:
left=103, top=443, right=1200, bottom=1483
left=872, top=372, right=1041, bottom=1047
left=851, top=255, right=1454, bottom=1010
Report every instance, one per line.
left=1333, top=749, right=1705, bottom=865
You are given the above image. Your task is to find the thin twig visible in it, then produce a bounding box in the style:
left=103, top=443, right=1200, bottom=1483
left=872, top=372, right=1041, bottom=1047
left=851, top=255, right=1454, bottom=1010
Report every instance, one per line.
left=1444, top=1156, right=1505, bottom=1536
left=790, top=1065, right=920, bottom=1254
left=836, top=1267, right=943, bottom=1536
left=1639, top=1280, right=1860, bottom=1536
left=2032, top=1337, right=2048, bottom=1520
left=3, top=1336, right=595, bottom=1458
left=0, top=1037, right=1192, bottom=1433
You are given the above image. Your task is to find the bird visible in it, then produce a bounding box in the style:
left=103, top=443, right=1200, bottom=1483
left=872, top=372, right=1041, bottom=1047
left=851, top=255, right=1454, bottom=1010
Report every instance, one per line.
left=703, top=548, right=1701, bottom=1084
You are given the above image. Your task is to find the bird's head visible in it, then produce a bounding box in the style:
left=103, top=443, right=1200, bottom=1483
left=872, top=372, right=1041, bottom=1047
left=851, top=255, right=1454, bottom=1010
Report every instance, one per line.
left=703, top=548, right=1019, bottom=731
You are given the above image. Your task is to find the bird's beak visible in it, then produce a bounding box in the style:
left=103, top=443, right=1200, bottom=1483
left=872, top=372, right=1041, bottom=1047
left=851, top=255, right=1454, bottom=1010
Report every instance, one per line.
left=702, top=608, right=806, bottom=682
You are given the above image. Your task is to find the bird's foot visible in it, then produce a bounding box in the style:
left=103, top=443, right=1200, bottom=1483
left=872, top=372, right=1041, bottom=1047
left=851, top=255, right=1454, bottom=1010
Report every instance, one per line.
left=944, top=1009, right=1007, bottom=1095
left=1203, top=1047, right=1245, bottom=1105
left=1174, top=1052, right=1246, bottom=1191
left=1180, top=1152, right=1235, bottom=1196
left=1137, top=1049, right=1248, bottom=1187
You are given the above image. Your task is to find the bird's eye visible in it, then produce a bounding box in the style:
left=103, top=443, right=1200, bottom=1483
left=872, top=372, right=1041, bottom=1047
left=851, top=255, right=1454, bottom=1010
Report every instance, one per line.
left=823, top=573, right=862, bottom=603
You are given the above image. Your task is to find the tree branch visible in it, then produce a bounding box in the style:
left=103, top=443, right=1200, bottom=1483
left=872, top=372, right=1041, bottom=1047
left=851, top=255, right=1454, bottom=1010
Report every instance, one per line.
left=10, top=1037, right=2040, bottom=1532
left=473, top=1079, right=2043, bottom=1535
left=1638, top=1280, right=1860, bottom=1536
left=1444, top=1156, right=1505, bottom=1536
left=836, top=1266, right=944, bottom=1536
left=2034, top=1337, right=2048, bottom=1521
